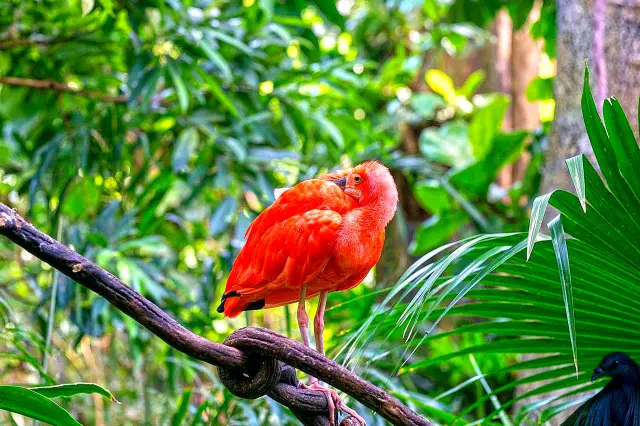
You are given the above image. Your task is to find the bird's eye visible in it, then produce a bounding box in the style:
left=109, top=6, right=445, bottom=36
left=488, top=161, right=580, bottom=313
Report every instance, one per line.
left=614, top=360, right=620, bottom=368
left=353, top=174, right=362, bottom=184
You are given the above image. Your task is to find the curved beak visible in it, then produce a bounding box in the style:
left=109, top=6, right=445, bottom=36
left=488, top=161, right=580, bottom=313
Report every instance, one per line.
left=333, top=177, right=347, bottom=190
left=591, top=367, right=604, bottom=382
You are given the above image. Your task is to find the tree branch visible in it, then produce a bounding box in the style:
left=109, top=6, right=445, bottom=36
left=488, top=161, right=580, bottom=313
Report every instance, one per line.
left=0, top=77, right=127, bottom=103
left=0, top=32, right=93, bottom=49
left=0, top=202, right=433, bottom=426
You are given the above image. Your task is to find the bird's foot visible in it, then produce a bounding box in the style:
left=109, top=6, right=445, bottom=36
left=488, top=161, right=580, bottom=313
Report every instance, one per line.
left=300, top=379, right=366, bottom=426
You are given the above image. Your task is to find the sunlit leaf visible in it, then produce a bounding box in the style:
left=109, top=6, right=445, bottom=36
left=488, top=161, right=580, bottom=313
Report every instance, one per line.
left=81, top=0, right=94, bottom=15
left=527, top=193, right=552, bottom=260
left=526, top=77, right=554, bottom=101
left=566, top=155, right=586, bottom=212
left=549, top=215, right=578, bottom=375
left=0, top=386, right=82, bottom=426
left=425, top=69, right=456, bottom=104
left=468, top=94, right=510, bottom=159
left=32, top=383, right=119, bottom=403
left=458, top=70, right=486, bottom=98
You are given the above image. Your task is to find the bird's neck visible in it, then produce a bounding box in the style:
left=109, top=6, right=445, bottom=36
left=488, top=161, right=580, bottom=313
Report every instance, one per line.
left=356, top=198, right=397, bottom=231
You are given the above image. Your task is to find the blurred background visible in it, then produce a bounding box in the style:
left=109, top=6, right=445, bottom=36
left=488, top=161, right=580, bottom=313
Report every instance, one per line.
left=1, top=0, right=640, bottom=425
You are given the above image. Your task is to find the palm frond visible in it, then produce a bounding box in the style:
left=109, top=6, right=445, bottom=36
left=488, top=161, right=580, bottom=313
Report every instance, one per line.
left=339, top=67, right=640, bottom=423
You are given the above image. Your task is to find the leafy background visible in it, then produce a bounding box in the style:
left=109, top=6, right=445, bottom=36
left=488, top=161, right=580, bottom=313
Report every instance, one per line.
left=2, top=0, right=631, bottom=425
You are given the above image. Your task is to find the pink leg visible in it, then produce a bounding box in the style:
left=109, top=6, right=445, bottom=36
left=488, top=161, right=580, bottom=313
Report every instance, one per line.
left=314, top=291, right=328, bottom=355
left=298, top=287, right=339, bottom=424
left=297, top=285, right=311, bottom=347
left=307, top=291, right=366, bottom=425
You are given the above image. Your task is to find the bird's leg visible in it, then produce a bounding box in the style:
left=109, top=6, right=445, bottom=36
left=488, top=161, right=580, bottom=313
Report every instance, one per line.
left=297, top=285, right=311, bottom=347
left=301, top=290, right=366, bottom=426
left=313, top=290, right=328, bottom=356
left=297, top=287, right=337, bottom=424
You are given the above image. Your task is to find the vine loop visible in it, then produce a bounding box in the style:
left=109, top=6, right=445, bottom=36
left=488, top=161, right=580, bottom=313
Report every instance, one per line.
left=218, top=329, right=280, bottom=399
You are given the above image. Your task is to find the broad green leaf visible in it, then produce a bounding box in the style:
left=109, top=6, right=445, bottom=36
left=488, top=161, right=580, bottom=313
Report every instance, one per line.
left=311, top=0, right=345, bottom=29
left=526, top=77, right=554, bottom=101
left=603, top=97, right=640, bottom=203
left=413, top=179, right=451, bottom=215
left=526, top=193, right=552, bottom=260
left=419, top=121, right=473, bottom=168
left=507, top=0, right=535, bottom=29
left=425, top=69, right=456, bottom=104
left=172, top=128, right=199, bottom=173
left=458, top=70, right=486, bottom=98
left=565, top=155, right=586, bottom=211
left=449, top=131, right=527, bottom=197
left=203, top=74, right=240, bottom=118
left=207, top=29, right=257, bottom=57
left=61, top=179, right=101, bottom=219
left=0, top=386, right=82, bottom=426
left=167, top=62, right=189, bottom=114
left=198, top=40, right=232, bottom=82
left=209, top=197, right=237, bottom=237
left=549, top=215, right=577, bottom=375
left=32, top=383, right=118, bottom=403
left=409, top=210, right=468, bottom=255
left=313, top=114, right=344, bottom=149
left=411, top=93, right=445, bottom=118
left=468, top=94, right=510, bottom=159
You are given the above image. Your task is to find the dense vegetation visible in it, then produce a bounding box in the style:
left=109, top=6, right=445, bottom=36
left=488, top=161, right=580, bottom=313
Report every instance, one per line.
left=1, top=0, right=636, bottom=425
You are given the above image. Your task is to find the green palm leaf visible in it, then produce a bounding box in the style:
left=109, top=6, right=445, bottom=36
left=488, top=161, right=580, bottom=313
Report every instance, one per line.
left=341, top=66, right=640, bottom=423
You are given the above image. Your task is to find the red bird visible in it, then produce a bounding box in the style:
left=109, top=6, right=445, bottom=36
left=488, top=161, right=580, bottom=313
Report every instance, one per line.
left=218, top=161, right=398, bottom=424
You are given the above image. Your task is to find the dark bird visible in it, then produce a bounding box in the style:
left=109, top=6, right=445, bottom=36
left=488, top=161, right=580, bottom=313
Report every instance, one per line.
left=561, top=352, right=640, bottom=426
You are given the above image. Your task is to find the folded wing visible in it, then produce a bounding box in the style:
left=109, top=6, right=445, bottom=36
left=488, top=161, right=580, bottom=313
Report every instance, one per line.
left=219, top=179, right=355, bottom=317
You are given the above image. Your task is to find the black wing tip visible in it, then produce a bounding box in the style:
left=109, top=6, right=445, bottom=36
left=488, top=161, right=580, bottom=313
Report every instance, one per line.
left=244, top=299, right=265, bottom=311
left=217, top=290, right=241, bottom=314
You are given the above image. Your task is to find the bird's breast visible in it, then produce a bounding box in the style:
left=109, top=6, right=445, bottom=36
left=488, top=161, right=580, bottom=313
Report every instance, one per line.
left=333, top=224, right=385, bottom=272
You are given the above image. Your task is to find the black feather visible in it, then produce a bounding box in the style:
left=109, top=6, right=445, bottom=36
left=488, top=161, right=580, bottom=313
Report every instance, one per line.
left=244, top=299, right=265, bottom=311
left=216, top=290, right=241, bottom=313
left=561, top=352, right=640, bottom=426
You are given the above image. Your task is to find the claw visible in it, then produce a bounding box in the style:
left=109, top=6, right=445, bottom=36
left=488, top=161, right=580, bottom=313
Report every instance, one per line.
left=300, top=379, right=366, bottom=426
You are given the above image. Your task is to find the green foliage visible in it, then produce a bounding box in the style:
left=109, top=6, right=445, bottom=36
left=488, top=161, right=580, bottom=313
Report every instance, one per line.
left=409, top=68, right=541, bottom=253
left=0, top=0, right=556, bottom=424
left=344, top=68, right=640, bottom=424
left=0, top=385, right=84, bottom=426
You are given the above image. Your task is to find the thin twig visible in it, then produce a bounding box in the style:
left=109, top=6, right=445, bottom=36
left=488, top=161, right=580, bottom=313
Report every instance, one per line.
left=0, top=32, right=91, bottom=49
left=0, top=77, right=127, bottom=103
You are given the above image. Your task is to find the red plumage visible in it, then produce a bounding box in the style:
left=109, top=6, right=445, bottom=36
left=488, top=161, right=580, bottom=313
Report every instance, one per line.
left=218, top=161, right=398, bottom=318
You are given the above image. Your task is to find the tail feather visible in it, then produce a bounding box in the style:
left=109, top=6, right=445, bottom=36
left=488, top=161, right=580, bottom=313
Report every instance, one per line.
left=217, top=291, right=265, bottom=317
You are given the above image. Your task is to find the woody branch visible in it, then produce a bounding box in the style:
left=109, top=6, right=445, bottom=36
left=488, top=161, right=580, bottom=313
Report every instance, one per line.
left=0, top=202, right=432, bottom=426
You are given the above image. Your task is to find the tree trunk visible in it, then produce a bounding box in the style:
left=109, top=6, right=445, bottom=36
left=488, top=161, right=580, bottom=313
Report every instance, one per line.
left=542, top=0, right=640, bottom=197
left=524, top=0, right=640, bottom=424
left=492, top=8, right=541, bottom=189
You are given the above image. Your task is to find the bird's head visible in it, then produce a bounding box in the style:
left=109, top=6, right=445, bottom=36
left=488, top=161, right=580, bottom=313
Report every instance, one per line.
left=330, top=160, right=398, bottom=226
left=591, top=352, right=640, bottom=383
